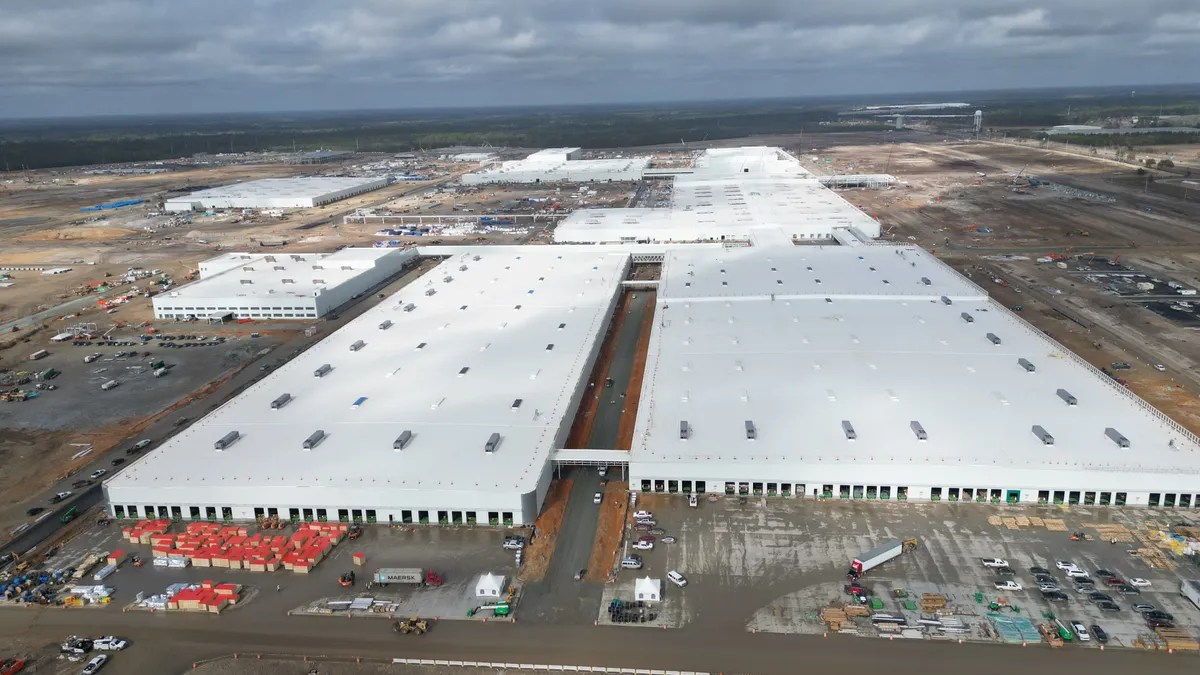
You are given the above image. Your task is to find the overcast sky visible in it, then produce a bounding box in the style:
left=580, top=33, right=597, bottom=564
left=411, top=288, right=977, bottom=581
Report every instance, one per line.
left=3, top=0, right=1200, bottom=118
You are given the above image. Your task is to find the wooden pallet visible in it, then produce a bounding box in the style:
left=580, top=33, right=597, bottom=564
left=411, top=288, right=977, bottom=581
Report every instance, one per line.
left=1173, top=526, right=1200, bottom=539
left=821, top=606, right=848, bottom=629
left=1155, top=628, right=1200, bottom=651
left=1002, top=517, right=1020, bottom=530
left=1085, top=523, right=1135, bottom=543
left=1014, top=516, right=1031, bottom=527
left=1029, top=517, right=1045, bottom=527
left=987, top=516, right=1003, bottom=527
left=843, top=603, right=870, bottom=617
left=1043, top=519, right=1068, bottom=532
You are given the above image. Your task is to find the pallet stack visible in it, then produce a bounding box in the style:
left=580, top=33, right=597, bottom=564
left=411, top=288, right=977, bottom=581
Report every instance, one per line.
left=920, top=593, right=946, bottom=612
left=132, top=521, right=347, bottom=573
left=821, top=605, right=848, bottom=630
left=843, top=603, right=870, bottom=617
left=166, top=580, right=243, bottom=614
left=121, top=519, right=172, bottom=544
left=1155, top=628, right=1200, bottom=651
left=1086, top=523, right=1134, bottom=543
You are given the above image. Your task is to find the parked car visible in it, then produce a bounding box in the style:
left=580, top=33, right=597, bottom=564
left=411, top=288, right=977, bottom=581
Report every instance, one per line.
left=688, top=494, right=698, bottom=507
left=1070, top=622, right=1090, bottom=641
left=995, top=566, right=1016, bottom=576
left=1094, top=569, right=1115, bottom=578
left=667, top=571, right=688, bottom=587
left=81, top=655, right=108, bottom=675
left=1037, top=583, right=1060, bottom=592
left=1128, top=577, right=1151, bottom=587
left=1132, top=603, right=1156, bottom=612
left=1147, top=619, right=1175, bottom=629
left=1116, top=584, right=1141, bottom=595
left=593, top=492, right=603, bottom=505
left=994, top=580, right=1022, bottom=591
left=1041, top=591, right=1069, bottom=603
left=981, top=558, right=1009, bottom=568
left=1034, top=574, right=1057, bottom=584
left=598, top=466, right=607, bottom=477
left=1089, top=592, right=1113, bottom=603
left=502, top=536, right=525, bottom=550
left=26, top=507, right=44, bottom=516
left=633, top=510, right=652, bottom=520
left=1103, top=577, right=1125, bottom=586
left=1065, top=568, right=1090, bottom=578
left=1055, top=561, right=1078, bottom=570
left=1090, top=624, right=1109, bottom=644
left=1097, top=601, right=1122, bottom=612
left=1028, top=566, right=1051, bottom=576
left=620, top=556, right=642, bottom=570
left=1145, top=610, right=1174, bottom=621
left=632, top=540, right=654, bottom=551
left=93, top=637, right=127, bottom=651
left=1154, top=364, right=1167, bottom=372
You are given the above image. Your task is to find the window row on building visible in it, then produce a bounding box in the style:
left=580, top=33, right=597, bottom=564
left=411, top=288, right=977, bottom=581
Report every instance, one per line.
left=110, top=504, right=517, bottom=527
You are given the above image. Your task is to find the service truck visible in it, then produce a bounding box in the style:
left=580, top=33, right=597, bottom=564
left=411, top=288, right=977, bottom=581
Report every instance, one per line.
left=849, top=538, right=917, bottom=579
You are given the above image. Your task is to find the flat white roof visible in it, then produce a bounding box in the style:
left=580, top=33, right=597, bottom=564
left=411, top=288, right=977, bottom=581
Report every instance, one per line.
left=159, top=248, right=403, bottom=303
left=632, top=245, right=1200, bottom=489
left=110, top=248, right=629, bottom=501
left=166, top=177, right=384, bottom=206
left=554, top=148, right=881, bottom=245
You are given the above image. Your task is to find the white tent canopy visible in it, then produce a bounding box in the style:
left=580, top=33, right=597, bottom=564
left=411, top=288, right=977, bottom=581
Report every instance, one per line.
left=476, top=573, right=506, bottom=598
left=635, top=577, right=661, bottom=603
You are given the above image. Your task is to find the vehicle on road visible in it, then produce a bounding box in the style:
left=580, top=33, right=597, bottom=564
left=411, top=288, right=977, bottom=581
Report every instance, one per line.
left=1090, top=625, right=1109, bottom=644
left=51, top=491, right=72, bottom=503
left=392, top=617, right=429, bottom=635
left=26, top=507, right=43, bottom=516
left=688, top=494, right=698, bottom=508
left=89, top=469, right=106, bottom=480
left=598, top=466, right=607, bottom=477
left=133, top=439, right=152, bottom=450
left=110, top=458, right=124, bottom=466
left=593, top=492, right=603, bottom=505
left=93, top=637, right=127, bottom=651
left=981, top=558, right=1008, bottom=568
left=668, top=571, right=688, bottom=587
left=1155, top=364, right=1167, bottom=371
left=574, top=569, right=587, bottom=580
left=339, top=571, right=355, bottom=587
left=81, top=655, right=108, bottom=674
left=994, top=580, right=1022, bottom=591
left=621, top=556, right=642, bottom=570
left=1070, top=622, right=1090, bottom=641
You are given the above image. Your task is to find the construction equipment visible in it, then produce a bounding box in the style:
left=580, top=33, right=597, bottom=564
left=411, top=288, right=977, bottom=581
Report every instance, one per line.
left=339, top=571, right=356, bottom=587
left=902, top=538, right=919, bottom=552
left=1070, top=531, right=1085, bottom=541
left=392, top=616, right=429, bottom=635
left=347, top=524, right=362, bottom=540
left=467, top=602, right=510, bottom=617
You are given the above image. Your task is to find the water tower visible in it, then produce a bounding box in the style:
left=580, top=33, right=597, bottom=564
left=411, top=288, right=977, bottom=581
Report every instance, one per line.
left=974, top=110, right=983, bottom=134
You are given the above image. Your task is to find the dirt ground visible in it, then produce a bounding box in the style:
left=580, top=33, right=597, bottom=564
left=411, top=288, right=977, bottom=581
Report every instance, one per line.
left=519, top=480, right=572, bottom=583
left=584, top=480, right=629, bottom=582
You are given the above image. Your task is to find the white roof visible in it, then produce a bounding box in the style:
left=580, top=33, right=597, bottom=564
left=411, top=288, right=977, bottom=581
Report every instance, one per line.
left=632, top=245, right=1200, bottom=489
left=165, top=177, right=384, bottom=207
left=111, top=247, right=629, bottom=501
left=463, top=148, right=647, bottom=184
left=161, top=248, right=402, bottom=303
left=554, top=148, right=881, bottom=245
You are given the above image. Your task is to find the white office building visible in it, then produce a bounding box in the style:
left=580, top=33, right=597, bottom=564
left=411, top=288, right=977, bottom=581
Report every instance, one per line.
left=164, top=177, right=387, bottom=212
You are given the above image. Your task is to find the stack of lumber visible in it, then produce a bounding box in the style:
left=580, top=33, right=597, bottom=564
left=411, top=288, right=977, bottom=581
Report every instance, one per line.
left=1038, top=624, right=1064, bottom=647
left=1155, top=628, right=1200, bottom=651
left=121, top=519, right=172, bottom=544
left=1173, top=525, right=1200, bottom=539
left=987, top=516, right=1002, bottom=527
left=1086, top=523, right=1134, bottom=543
left=1028, top=517, right=1045, bottom=527
left=820, top=606, right=848, bottom=629
left=1042, top=519, right=1068, bottom=532
left=1002, top=517, right=1020, bottom=530
left=842, top=603, right=869, bottom=617
left=920, top=593, right=946, bottom=612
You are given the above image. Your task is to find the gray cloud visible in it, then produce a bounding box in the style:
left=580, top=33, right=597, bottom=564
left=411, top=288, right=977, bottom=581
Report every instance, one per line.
left=2, top=0, right=1199, bottom=117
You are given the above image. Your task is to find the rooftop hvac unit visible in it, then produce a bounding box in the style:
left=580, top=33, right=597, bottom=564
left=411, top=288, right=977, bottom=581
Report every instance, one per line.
left=960, top=312, right=974, bottom=323
left=425, top=288, right=436, bottom=296
left=680, top=421, right=690, bottom=440
left=303, top=430, right=326, bottom=450
left=404, top=303, right=416, bottom=312
left=239, top=279, right=253, bottom=285
left=271, top=393, right=292, bottom=409
left=393, top=430, right=413, bottom=450
left=941, top=296, right=952, bottom=305
left=1031, top=425, right=1054, bottom=445
left=473, top=255, right=481, bottom=261
left=484, top=432, right=501, bottom=453
left=350, top=340, right=365, bottom=352
left=910, top=421, right=927, bottom=441
left=986, top=333, right=1002, bottom=345
left=314, top=363, right=332, bottom=378
left=842, top=420, right=857, bottom=440
left=1056, top=389, right=1078, bottom=406
left=459, top=265, right=468, bottom=271
left=443, top=276, right=454, bottom=283
left=1104, top=427, right=1130, bottom=448
left=511, top=398, right=523, bottom=410
left=214, top=431, right=240, bottom=451
left=745, top=420, right=756, bottom=440
left=379, top=320, right=393, bottom=330
left=1018, top=358, right=1036, bottom=372
left=273, top=265, right=285, bottom=271
left=921, top=277, right=932, bottom=286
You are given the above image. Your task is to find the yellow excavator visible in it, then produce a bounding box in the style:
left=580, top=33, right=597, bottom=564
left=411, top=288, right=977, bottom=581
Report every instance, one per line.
left=393, top=616, right=430, bottom=635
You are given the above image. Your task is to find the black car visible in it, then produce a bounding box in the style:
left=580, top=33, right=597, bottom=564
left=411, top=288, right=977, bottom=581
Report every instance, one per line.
left=1074, top=584, right=1096, bottom=594
left=1089, top=592, right=1113, bottom=602
left=111, top=458, right=125, bottom=466
left=1041, top=591, right=1069, bottom=603
left=995, top=566, right=1016, bottom=576
left=26, top=507, right=44, bottom=516
left=1147, top=619, right=1175, bottom=629
left=1094, top=569, right=1116, bottom=578
left=1116, top=585, right=1141, bottom=595
left=1097, top=601, right=1122, bottom=612
left=1029, top=566, right=1051, bottom=576
left=1034, top=574, right=1057, bottom=584
left=1145, top=610, right=1174, bottom=621
left=1090, top=625, right=1109, bottom=644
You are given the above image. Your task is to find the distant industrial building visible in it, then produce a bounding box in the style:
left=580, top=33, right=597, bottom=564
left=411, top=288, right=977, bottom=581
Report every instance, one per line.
left=151, top=248, right=415, bottom=321
left=297, top=150, right=353, bottom=164
left=164, top=177, right=387, bottom=212
left=463, top=147, right=648, bottom=184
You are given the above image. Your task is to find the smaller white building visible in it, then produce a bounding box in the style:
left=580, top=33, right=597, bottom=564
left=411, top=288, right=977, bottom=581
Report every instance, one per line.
left=164, top=177, right=387, bottom=212
left=635, top=577, right=661, bottom=603
left=475, top=573, right=506, bottom=598
left=463, top=147, right=647, bottom=185
left=152, top=248, right=416, bottom=321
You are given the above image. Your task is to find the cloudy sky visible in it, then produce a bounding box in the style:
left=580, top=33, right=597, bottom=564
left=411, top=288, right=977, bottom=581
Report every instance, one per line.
left=3, top=0, right=1200, bottom=118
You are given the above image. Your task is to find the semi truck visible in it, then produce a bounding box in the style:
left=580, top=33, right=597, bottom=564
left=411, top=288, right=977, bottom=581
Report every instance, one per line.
left=373, top=568, right=443, bottom=587
left=849, top=538, right=918, bottom=580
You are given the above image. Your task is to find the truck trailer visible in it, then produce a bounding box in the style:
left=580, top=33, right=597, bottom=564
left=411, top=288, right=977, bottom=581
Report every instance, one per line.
left=849, top=538, right=917, bottom=579
left=1182, top=579, right=1200, bottom=609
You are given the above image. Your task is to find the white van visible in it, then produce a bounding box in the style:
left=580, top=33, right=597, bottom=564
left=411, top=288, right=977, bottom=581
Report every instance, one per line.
left=667, top=571, right=688, bottom=587
left=100, top=380, right=120, bottom=391
left=621, top=556, right=642, bottom=570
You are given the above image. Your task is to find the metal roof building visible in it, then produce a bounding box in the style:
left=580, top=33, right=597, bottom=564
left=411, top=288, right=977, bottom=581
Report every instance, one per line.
left=629, top=244, right=1200, bottom=506
left=164, top=177, right=387, bottom=212
left=462, top=148, right=648, bottom=185
left=107, top=247, right=630, bottom=526
left=152, top=248, right=417, bottom=321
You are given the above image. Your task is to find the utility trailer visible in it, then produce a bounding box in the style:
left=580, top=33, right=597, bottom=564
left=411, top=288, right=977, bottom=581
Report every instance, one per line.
left=849, top=538, right=917, bottom=580
left=1182, top=579, right=1200, bottom=609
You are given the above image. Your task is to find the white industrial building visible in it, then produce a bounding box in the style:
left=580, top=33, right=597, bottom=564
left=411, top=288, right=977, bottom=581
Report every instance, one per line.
left=106, top=145, right=1200, bottom=527
left=151, top=248, right=417, bottom=321
left=554, top=147, right=882, bottom=246
left=628, top=244, right=1200, bottom=507
left=463, top=147, right=649, bottom=185
left=163, top=177, right=387, bottom=212
left=107, top=247, right=629, bottom=525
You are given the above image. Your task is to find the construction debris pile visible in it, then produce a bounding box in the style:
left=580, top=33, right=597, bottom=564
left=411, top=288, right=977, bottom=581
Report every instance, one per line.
left=125, top=520, right=347, bottom=573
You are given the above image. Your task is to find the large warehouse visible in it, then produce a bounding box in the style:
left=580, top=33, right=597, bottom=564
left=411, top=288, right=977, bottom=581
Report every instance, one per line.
left=163, top=177, right=387, bottom=212
left=107, top=247, right=629, bottom=525
left=462, top=147, right=649, bottom=185
left=554, top=147, right=882, bottom=245
left=151, top=248, right=416, bottom=321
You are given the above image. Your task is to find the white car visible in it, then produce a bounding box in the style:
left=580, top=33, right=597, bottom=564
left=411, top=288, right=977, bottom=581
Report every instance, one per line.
left=1055, top=561, right=1078, bottom=571
left=981, top=558, right=1009, bottom=568
left=133, top=439, right=152, bottom=450
left=1070, top=622, right=1090, bottom=641
left=1154, top=364, right=1167, bottom=372
left=667, top=570, right=688, bottom=587
left=81, top=655, right=108, bottom=675
left=632, top=540, right=654, bottom=551
left=1128, top=577, right=1152, bottom=587
left=1065, top=568, right=1090, bottom=578
left=598, top=466, right=608, bottom=476
left=593, top=492, right=603, bottom=505
left=633, top=510, right=652, bottom=520
left=93, top=637, right=127, bottom=651
left=688, top=494, right=698, bottom=508
left=90, top=469, right=107, bottom=480
left=994, top=580, right=1022, bottom=591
